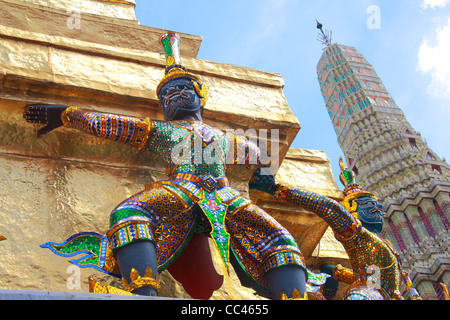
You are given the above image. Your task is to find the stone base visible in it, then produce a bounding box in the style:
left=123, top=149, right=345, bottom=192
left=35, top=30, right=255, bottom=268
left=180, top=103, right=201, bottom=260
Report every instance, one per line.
left=0, top=288, right=177, bottom=300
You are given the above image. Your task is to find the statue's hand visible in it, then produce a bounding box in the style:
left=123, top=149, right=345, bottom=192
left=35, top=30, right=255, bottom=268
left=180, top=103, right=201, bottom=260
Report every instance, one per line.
left=24, top=104, right=68, bottom=137
left=249, top=167, right=276, bottom=195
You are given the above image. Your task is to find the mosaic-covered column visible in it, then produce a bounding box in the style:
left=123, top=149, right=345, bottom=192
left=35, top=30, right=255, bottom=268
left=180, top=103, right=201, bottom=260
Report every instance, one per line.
left=381, top=221, right=403, bottom=254
left=390, top=211, right=417, bottom=248
left=421, top=198, right=446, bottom=236
left=404, top=206, right=428, bottom=241
left=441, top=273, right=450, bottom=293
left=417, top=281, right=438, bottom=300
left=433, top=196, right=450, bottom=231
left=417, top=205, right=436, bottom=239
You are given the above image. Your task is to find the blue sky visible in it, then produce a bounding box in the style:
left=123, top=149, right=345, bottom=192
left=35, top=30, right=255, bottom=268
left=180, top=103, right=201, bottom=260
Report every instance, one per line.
left=134, top=0, right=450, bottom=187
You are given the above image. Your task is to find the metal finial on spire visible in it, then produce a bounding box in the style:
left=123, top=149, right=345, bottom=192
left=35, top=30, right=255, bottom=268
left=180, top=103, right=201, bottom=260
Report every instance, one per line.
left=316, top=19, right=333, bottom=49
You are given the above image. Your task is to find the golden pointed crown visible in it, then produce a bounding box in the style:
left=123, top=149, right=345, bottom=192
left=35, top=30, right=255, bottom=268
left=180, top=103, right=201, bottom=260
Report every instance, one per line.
left=122, top=267, right=161, bottom=294
left=338, top=157, right=377, bottom=214
left=157, top=32, right=209, bottom=107
left=280, top=288, right=308, bottom=300
left=89, top=277, right=133, bottom=295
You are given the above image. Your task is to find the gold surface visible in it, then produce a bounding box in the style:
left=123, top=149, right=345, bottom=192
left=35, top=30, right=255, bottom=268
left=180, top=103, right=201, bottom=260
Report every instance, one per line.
left=0, top=0, right=347, bottom=299
left=15, top=0, right=137, bottom=20
left=99, top=0, right=135, bottom=6
left=0, top=0, right=202, bottom=56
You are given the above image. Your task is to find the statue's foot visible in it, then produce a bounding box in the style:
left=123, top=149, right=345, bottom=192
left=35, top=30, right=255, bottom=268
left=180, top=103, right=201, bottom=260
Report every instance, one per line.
left=129, top=286, right=159, bottom=296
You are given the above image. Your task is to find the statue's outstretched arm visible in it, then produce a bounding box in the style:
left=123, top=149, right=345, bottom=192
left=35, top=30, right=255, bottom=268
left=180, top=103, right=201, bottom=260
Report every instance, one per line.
left=274, top=184, right=356, bottom=235
left=24, top=104, right=153, bottom=150
left=250, top=169, right=356, bottom=235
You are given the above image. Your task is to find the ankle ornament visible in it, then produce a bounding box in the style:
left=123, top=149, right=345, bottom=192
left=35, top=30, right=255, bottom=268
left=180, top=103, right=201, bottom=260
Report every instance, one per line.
left=280, top=289, right=308, bottom=300
left=122, top=267, right=161, bottom=295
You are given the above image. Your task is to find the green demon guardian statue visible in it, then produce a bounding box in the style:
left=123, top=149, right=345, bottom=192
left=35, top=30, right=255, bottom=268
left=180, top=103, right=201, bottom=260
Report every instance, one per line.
left=24, top=33, right=311, bottom=300
left=251, top=157, right=423, bottom=300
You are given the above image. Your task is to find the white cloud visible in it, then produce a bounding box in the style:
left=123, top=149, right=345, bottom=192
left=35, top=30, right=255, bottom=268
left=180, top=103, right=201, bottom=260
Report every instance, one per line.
left=417, top=17, right=450, bottom=96
left=422, top=0, right=450, bottom=9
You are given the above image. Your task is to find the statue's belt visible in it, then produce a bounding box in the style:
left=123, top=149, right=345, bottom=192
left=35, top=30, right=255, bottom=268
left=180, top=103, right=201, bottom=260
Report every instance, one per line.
left=170, top=172, right=232, bottom=270
left=169, top=173, right=229, bottom=193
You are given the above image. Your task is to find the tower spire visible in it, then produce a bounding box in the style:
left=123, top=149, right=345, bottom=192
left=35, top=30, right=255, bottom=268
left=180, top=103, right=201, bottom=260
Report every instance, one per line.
left=316, top=32, right=450, bottom=299
left=316, top=20, right=333, bottom=49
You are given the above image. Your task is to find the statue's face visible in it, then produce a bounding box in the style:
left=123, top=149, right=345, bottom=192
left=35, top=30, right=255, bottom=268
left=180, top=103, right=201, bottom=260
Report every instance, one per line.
left=354, top=196, right=385, bottom=234
left=158, top=78, right=201, bottom=120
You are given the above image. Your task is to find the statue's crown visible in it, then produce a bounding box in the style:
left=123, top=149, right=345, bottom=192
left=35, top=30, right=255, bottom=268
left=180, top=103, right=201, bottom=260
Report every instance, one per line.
left=157, top=32, right=208, bottom=107
left=339, top=157, right=358, bottom=194
left=338, top=157, right=377, bottom=213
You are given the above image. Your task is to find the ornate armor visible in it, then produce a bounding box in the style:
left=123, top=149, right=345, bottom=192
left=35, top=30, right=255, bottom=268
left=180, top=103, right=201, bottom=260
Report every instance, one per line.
left=44, top=107, right=306, bottom=296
